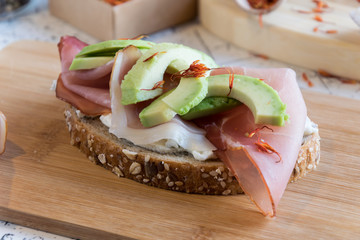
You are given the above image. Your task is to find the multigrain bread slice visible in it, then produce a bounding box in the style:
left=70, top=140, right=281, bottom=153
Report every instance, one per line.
left=64, top=105, right=321, bottom=195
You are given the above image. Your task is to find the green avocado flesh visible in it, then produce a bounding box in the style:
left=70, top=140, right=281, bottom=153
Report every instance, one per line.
left=69, top=40, right=155, bottom=70
left=181, top=97, right=242, bottom=120
left=69, top=56, right=113, bottom=70
left=139, top=74, right=287, bottom=128
left=121, top=42, right=218, bottom=105
left=162, top=77, right=208, bottom=115
left=75, top=40, right=155, bottom=58
left=139, top=90, right=177, bottom=128
left=207, top=74, right=288, bottom=126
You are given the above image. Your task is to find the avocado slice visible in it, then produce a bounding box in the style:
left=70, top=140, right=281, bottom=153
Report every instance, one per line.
left=139, top=90, right=177, bottom=128
left=139, top=74, right=287, bottom=128
left=69, top=56, right=113, bottom=70
left=181, top=97, right=242, bottom=120
left=76, top=39, right=155, bottom=58
left=161, top=76, right=208, bottom=115
left=121, top=43, right=218, bottom=105
left=207, top=74, right=288, bottom=126
left=69, top=40, right=155, bottom=70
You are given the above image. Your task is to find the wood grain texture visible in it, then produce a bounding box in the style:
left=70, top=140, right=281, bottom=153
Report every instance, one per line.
left=0, top=41, right=360, bottom=240
left=199, top=0, right=360, bottom=81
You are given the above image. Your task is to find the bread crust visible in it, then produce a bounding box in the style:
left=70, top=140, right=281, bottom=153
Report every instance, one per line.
left=64, top=106, right=320, bottom=195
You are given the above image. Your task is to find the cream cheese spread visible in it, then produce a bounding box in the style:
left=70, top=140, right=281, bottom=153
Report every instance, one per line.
left=100, top=114, right=318, bottom=161
left=304, top=116, right=318, bottom=136
left=100, top=113, right=216, bottom=161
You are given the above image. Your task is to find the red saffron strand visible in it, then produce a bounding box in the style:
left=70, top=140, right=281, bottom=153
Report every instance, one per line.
left=313, top=25, right=337, bottom=34
left=302, top=73, right=314, bottom=87
left=143, top=51, right=167, bottom=62
left=253, top=53, right=269, bottom=60
left=171, top=60, right=210, bottom=80
left=104, top=0, right=130, bottom=6
left=295, top=1, right=330, bottom=14
left=247, top=126, right=282, bottom=163
left=132, top=34, right=148, bottom=40
left=140, top=80, right=165, bottom=91
left=325, top=29, right=337, bottom=34
left=248, top=126, right=274, bottom=138
left=227, top=73, right=235, bottom=97
left=317, top=69, right=332, bottom=77
left=313, top=15, right=323, bottom=22
left=313, top=0, right=329, bottom=8
left=225, top=68, right=235, bottom=97
left=258, top=13, right=263, bottom=28
left=295, top=9, right=313, bottom=14
left=143, top=52, right=159, bottom=62
left=312, top=0, right=330, bottom=13
left=254, top=142, right=282, bottom=163
left=318, top=69, right=358, bottom=84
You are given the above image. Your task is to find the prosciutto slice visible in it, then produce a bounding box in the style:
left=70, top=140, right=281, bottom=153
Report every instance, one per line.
left=56, top=36, right=112, bottom=116
left=195, top=67, right=307, bottom=217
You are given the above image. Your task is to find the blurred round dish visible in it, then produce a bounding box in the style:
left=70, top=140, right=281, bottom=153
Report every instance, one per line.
left=0, top=0, right=30, bottom=19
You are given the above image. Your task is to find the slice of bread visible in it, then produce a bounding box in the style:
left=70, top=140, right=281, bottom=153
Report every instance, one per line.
left=64, top=105, right=320, bottom=195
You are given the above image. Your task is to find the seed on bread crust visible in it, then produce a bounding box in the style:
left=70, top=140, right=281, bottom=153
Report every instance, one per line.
left=165, top=176, right=170, bottom=183
left=64, top=105, right=320, bottom=195
left=112, top=167, right=124, bottom=177
left=129, top=162, right=141, bottom=175
left=175, top=181, right=184, bottom=187
left=209, top=170, right=218, bottom=177
left=122, top=149, right=137, bottom=160
left=164, top=163, right=170, bottom=171
left=222, top=189, right=232, bottom=195
left=98, top=153, right=106, bottom=164
left=201, top=173, right=210, bottom=179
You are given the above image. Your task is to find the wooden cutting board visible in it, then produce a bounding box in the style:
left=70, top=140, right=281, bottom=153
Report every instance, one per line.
left=0, top=41, right=359, bottom=240
left=199, top=0, right=360, bottom=81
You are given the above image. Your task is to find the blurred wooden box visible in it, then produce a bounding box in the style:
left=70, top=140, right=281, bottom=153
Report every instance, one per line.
left=199, top=0, right=360, bottom=81
left=49, top=0, right=197, bottom=40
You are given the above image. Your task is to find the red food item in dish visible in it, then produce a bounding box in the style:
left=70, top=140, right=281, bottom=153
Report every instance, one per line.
left=56, top=36, right=112, bottom=116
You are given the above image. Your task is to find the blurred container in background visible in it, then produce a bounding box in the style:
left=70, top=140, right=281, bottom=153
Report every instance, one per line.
left=0, top=0, right=30, bottom=19
left=49, top=0, right=197, bottom=40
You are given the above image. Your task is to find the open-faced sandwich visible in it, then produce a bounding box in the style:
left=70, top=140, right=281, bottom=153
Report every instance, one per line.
left=55, top=36, right=320, bottom=217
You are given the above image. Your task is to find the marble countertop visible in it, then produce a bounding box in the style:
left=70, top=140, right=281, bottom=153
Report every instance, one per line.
left=0, top=0, right=359, bottom=239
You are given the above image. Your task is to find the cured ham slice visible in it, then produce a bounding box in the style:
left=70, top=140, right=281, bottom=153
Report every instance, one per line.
left=195, top=67, right=307, bottom=217
left=56, top=36, right=112, bottom=116
left=109, top=46, right=216, bottom=156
